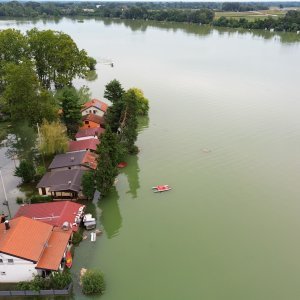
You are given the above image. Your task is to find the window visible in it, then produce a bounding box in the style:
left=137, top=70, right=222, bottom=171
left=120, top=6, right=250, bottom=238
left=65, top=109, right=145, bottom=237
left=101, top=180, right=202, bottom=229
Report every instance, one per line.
left=85, top=121, right=89, bottom=125
left=0, top=259, right=3, bottom=263
left=93, top=110, right=97, bottom=114
left=7, top=259, right=14, bottom=264
left=1, top=272, right=6, bottom=275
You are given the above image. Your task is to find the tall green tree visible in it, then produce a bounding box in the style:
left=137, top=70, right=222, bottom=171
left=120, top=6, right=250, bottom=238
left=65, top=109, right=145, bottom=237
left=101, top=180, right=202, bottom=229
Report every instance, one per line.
left=95, top=126, right=119, bottom=197
left=58, top=87, right=82, bottom=136
left=119, top=89, right=139, bottom=154
left=104, top=79, right=125, bottom=104
left=104, top=79, right=125, bottom=132
left=128, top=87, right=149, bottom=116
left=0, top=29, right=28, bottom=92
left=27, top=28, right=91, bottom=89
left=39, top=120, right=68, bottom=156
left=82, top=171, right=96, bottom=200
left=14, top=160, right=35, bottom=183
left=3, top=62, right=58, bottom=125
left=3, top=62, right=38, bottom=121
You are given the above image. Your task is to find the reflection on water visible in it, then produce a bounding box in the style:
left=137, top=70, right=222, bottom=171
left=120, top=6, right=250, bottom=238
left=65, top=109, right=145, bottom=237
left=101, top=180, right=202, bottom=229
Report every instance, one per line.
left=100, top=18, right=300, bottom=44
left=99, top=187, right=122, bottom=239
left=123, top=155, right=140, bottom=199
left=4, top=121, right=37, bottom=161
left=138, top=115, right=150, bottom=133
left=1, top=17, right=300, bottom=44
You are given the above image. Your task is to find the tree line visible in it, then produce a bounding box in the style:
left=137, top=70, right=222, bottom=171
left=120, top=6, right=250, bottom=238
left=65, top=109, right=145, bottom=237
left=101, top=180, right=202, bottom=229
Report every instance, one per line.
left=221, top=3, right=268, bottom=12
left=0, top=2, right=214, bottom=24
left=213, top=10, right=300, bottom=32
left=1, top=2, right=300, bottom=32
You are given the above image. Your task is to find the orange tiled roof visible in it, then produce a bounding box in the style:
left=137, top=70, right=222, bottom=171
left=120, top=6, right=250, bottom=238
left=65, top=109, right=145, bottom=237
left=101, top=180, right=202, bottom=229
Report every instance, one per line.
left=0, top=217, right=53, bottom=262
left=82, top=151, right=98, bottom=170
left=36, top=229, right=71, bottom=271
left=82, top=99, right=108, bottom=112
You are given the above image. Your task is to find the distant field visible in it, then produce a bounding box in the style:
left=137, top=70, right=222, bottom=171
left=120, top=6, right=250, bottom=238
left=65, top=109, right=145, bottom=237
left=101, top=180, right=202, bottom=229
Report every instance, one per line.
left=214, top=9, right=287, bottom=21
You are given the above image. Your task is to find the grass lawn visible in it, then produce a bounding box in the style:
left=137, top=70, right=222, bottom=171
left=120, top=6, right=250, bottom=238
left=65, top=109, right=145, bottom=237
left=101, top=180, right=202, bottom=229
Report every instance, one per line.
left=214, top=9, right=286, bottom=21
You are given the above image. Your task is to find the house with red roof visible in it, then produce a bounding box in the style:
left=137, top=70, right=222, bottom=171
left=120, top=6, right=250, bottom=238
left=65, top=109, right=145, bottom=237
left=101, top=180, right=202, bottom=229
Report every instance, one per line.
left=68, top=138, right=99, bottom=152
left=81, top=114, right=105, bottom=130
left=81, top=99, right=108, bottom=117
left=75, top=127, right=105, bottom=141
left=0, top=217, right=71, bottom=282
left=14, top=201, right=85, bottom=232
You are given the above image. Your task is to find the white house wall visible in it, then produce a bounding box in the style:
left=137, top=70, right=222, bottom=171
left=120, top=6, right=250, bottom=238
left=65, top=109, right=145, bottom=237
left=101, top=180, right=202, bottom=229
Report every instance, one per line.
left=0, top=253, right=39, bottom=283
left=81, top=107, right=104, bottom=117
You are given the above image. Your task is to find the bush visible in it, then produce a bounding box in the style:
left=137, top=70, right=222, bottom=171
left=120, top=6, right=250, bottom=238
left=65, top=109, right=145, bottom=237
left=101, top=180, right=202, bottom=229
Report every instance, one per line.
left=17, top=272, right=72, bottom=291
left=14, top=160, right=35, bottom=183
left=35, top=165, right=46, bottom=180
left=81, top=270, right=105, bottom=295
left=29, top=195, right=52, bottom=203
left=50, top=271, right=72, bottom=289
left=16, top=281, right=32, bottom=290
left=72, top=231, right=83, bottom=245
left=16, top=196, right=24, bottom=204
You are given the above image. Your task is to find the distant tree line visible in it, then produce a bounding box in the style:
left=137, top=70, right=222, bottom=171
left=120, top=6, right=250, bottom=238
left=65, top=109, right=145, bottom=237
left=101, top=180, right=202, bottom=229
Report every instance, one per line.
left=0, top=2, right=300, bottom=31
left=221, top=3, right=268, bottom=12
left=0, top=2, right=214, bottom=24
left=213, top=10, right=300, bottom=32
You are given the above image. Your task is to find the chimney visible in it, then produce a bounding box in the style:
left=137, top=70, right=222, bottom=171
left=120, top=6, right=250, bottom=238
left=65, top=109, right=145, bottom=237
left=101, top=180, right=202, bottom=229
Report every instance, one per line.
left=70, top=157, right=75, bottom=162
left=4, top=220, right=10, bottom=230
left=68, top=181, right=72, bottom=185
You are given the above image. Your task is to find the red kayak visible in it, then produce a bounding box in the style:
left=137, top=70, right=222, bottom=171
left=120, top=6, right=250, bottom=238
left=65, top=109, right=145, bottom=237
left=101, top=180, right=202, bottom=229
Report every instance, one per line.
left=117, top=162, right=127, bottom=168
left=65, top=251, right=72, bottom=268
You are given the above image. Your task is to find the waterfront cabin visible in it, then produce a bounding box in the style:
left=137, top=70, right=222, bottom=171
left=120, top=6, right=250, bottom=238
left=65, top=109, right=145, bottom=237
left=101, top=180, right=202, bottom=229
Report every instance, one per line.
left=48, top=150, right=97, bottom=171
left=36, top=169, right=85, bottom=200
left=68, top=138, right=100, bottom=153
left=81, top=99, right=108, bottom=117
left=75, top=127, right=105, bottom=141
left=14, top=201, right=85, bottom=232
left=81, top=114, right=105, bottom=130
left=0, top=217, right=71, bottom=283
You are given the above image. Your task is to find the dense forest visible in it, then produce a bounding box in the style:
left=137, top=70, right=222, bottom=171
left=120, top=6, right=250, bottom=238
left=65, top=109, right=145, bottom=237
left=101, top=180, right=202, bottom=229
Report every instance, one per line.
left=0, top=2, right=299, bottom=32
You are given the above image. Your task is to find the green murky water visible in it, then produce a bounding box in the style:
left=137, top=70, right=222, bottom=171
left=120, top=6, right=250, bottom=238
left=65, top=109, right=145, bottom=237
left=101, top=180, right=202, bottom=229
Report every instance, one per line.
left=0, top=18, right=300, bottom=300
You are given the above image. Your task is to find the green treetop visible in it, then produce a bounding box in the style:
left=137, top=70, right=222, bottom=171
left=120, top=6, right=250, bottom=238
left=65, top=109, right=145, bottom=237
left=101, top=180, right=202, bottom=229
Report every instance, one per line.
left=95, top=126, right=119, bottom=197
left=58, top=87, right=82, bottom=137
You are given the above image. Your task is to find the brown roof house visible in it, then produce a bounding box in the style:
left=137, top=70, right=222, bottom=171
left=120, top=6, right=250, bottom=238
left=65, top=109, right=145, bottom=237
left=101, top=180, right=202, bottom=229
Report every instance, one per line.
left=0, top=217, right=71, bottom=282
left=48, top=150, right=97, bottom=171
left=37, top=169, right=86, bottom=200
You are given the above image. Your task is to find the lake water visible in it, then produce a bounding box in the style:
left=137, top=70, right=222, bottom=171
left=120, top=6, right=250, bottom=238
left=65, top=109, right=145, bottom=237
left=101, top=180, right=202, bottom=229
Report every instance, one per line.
left=0, top=18, right=300, bottom=300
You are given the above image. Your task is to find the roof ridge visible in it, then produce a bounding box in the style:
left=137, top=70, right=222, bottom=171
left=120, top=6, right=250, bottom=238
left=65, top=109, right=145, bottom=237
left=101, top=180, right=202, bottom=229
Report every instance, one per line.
left=37, top=226, right=54, bottom=263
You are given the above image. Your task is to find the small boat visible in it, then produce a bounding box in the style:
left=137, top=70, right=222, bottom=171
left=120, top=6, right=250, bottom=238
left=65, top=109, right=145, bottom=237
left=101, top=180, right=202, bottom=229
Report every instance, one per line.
left=152, top=185, right=172, bottom=193
left=65, top=251, right=72, bottom=268
left=91, top=232, right=96, bottom=242
left=117, top=162, right=127, bottom=168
